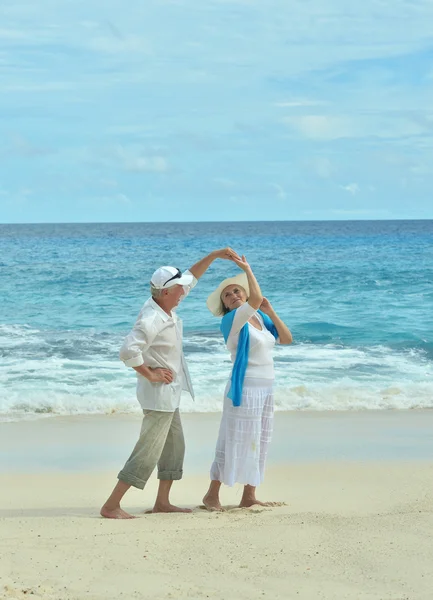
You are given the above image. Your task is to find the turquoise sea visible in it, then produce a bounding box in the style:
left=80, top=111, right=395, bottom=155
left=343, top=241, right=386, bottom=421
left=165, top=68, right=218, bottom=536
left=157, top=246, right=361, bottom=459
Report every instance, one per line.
left=1, top=220, right=432, bottom=421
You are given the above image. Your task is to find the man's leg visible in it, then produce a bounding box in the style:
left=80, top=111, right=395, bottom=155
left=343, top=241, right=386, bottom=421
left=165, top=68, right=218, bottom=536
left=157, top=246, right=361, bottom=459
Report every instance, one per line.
left=101, top=410, right=175, bottom=519
left=100, top=480, right=134, bottom=519
left=151, top=409, right=191, bottom=513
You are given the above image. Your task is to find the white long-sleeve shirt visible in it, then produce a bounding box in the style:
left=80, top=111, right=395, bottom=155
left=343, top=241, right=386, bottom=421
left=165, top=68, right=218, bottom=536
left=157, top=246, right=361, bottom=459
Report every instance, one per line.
left=119, top=271, right=197, bottom=411
left=226, top=302, right=276, bottom=380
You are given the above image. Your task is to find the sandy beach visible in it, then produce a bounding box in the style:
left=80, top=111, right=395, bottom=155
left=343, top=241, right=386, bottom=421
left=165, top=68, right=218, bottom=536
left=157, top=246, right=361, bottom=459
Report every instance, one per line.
left=1, top=411, right=433, bottom=600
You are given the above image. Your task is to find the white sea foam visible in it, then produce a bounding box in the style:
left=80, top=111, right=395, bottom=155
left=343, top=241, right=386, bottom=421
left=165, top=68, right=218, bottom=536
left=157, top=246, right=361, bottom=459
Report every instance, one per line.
left=1, top=325, right=432, bottom=422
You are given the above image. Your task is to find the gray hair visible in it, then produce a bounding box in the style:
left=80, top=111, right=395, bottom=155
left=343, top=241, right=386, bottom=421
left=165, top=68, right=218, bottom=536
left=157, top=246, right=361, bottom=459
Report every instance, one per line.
left=150, top=284, right=163, bottom=299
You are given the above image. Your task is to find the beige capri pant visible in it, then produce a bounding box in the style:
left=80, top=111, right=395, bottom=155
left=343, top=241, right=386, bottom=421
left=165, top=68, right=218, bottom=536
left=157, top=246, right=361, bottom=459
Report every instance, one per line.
left=118, top=408, right=185, bottom=490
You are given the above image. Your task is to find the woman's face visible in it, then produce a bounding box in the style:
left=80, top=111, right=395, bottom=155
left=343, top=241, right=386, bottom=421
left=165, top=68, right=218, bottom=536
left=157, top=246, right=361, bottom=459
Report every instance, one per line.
left=221, top=284, right=247, bottom=311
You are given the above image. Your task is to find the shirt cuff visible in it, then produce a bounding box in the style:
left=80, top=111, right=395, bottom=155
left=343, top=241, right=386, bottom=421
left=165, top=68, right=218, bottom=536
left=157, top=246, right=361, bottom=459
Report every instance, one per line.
left=123, top=356, right=144, bottom=368
left=184, top=269, right=198, bottom=289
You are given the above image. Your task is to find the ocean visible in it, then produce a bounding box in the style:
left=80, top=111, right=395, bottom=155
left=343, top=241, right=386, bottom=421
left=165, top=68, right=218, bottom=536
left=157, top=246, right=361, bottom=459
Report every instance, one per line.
left=1, top=220, right=432, bottom=422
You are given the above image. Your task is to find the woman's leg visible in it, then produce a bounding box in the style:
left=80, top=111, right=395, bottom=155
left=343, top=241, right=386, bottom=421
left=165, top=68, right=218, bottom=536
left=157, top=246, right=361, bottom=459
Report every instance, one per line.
left=203, top=385, right=230, bottom=511
left=239, top=484, right=283, bottom=507
left=203, top=480, right=222, bottom=511
left=238, top=388, right=283, bottom=507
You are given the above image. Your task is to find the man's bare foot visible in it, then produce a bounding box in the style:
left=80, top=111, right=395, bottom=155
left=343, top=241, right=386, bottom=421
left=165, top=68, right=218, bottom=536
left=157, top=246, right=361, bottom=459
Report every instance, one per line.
left=147, top=503, right=192, bottom=514
left=238, top=499, right=285, bottom=508
left=202, top=494, right=223, bottom=512
left=100, top=505, right=136, bottom=519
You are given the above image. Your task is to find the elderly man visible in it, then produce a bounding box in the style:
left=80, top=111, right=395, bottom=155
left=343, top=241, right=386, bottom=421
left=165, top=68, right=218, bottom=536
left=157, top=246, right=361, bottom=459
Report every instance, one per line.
left=100, top=248, right=240, bottom=519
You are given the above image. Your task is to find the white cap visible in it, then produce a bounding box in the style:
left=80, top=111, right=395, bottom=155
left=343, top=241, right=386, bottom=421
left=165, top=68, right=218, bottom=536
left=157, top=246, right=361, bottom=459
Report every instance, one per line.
left=150, top=266, right=194, bottom=290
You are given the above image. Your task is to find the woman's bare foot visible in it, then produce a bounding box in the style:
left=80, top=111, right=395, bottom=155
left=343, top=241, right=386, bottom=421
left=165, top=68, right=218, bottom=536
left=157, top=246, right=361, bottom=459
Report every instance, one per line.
left=100, top=505, right=136, bottom=519
left=238, top=499, right=285, bottom=508
left=202, top=493, right=223, bottom=512
left=147, top=503, right=192, bottom=514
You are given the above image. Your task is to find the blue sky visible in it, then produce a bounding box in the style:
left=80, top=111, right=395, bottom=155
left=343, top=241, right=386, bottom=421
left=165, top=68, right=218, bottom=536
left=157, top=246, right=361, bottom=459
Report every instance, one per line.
left=1, top=0, right=433, bottom=223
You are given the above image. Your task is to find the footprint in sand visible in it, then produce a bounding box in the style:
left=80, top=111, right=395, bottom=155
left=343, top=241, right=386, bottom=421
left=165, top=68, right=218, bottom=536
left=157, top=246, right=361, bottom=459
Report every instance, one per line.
left=199, top=502, right=286, bottom=513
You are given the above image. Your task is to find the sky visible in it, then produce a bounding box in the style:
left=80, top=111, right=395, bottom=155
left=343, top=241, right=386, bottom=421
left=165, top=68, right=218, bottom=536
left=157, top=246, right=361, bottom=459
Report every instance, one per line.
left=0, top=0, right=433, bottom=223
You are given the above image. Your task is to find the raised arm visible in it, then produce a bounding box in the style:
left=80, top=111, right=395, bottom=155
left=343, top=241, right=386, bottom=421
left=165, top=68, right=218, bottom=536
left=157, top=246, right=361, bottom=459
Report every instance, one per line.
left=259, top=297, right=293, bottom=345
left=225, top=256, right=263, bottom=337
left=231, top=255, right=263, bottom=310
left=188, top=248, right=241, bottom=280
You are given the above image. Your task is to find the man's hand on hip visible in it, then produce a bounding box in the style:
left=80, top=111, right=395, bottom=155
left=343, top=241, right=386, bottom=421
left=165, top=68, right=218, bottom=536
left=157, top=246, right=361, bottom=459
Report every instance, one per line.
left=133, top=364, right=174, bottom=384
left=147, top=367, right=174, bottom=384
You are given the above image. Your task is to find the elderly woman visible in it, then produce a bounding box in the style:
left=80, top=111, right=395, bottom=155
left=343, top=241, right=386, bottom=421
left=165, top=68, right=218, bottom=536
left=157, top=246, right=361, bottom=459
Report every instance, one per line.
left=203, top=255, right=292, bottom=510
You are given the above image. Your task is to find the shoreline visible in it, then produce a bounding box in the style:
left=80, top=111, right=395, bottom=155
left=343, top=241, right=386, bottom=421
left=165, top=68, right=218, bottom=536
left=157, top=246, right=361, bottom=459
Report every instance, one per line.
left=1, top=409, right=433, bottom=473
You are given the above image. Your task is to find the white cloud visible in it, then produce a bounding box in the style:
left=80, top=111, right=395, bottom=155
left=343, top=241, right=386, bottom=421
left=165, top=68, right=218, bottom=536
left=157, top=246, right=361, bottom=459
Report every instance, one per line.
left=126, top=156, right=168, bottom=173
left=94, top=193, right=132, bottom=207
left=340, top=183, right=360, bottom=195
left=330, top=209, right=390, bottom=217
left=284, top=115, right=352, bottom=140
left=116, top=193, right=131, bottom=204
left=310, top=157, right=336, bottom=179
left=99, top=178, right=118, bottom=188
left=213, top=178, right=237, bottom=189
left=0, top=28, right=28, bottom=40
left=113, top=146, right=168, bottom=173
left=274, top=99, right=323, bottom=108
left=229, top=195, right=249, bottom=205
left=2, top=82, right=78, bottom=93
left=8, top=134, right=50, bottom=157
left=88, top=34, right=152, bottom=55
left=284, top=114, right=430, bottom=141
left=1, top=0, right=433, bottom=222
left=270, top=183, right=287, bottom=200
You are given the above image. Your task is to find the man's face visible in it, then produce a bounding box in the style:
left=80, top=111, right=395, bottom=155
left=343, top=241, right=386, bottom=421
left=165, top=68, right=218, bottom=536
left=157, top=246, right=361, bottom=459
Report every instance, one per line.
left=165, top=284, right=185, bottom=308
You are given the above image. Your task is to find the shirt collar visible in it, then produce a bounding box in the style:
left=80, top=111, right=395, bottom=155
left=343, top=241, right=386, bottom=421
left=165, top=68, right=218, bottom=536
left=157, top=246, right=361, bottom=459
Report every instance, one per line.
left=148, top=297, right=178, bottom=322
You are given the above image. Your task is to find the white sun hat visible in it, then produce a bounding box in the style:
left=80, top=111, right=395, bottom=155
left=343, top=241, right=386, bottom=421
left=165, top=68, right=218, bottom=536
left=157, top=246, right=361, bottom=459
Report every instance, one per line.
left=150, top=266, right=194, bottom=289
left=206, top=272, right=250, bottom=317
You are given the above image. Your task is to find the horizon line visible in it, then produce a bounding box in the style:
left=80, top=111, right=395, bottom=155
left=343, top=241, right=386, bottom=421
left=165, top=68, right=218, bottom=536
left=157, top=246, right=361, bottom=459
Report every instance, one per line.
left=1, top=217, right=433, bottom=226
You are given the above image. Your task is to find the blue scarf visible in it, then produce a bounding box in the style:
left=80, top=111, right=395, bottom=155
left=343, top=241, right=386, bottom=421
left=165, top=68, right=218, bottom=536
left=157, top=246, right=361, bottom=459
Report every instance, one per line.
left=220, top=308, right=278, bottom=407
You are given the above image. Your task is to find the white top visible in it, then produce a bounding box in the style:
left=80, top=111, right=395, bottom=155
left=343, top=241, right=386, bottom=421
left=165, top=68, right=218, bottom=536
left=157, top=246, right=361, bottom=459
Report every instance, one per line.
left=119, top=270, right=197, bottom=411
left=226, top=302, right=277, bottom=380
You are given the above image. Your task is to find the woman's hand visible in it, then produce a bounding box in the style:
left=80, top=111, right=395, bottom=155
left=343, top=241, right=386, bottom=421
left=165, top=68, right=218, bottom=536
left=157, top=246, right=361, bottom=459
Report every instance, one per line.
left=232, top=254, right=252, bottom=272
left=259, top=297, right=274, bottom=315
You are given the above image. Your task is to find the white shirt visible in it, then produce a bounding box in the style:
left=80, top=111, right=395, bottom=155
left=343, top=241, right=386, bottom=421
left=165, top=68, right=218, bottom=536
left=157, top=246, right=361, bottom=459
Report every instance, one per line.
left=226, top=302, right=276, bottom=380
left=119, top=270, right=197, bottom=411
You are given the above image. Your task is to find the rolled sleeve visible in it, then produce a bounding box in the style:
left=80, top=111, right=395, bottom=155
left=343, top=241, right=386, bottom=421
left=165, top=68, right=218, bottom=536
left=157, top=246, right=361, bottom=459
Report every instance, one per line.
left=119, top=319, right=157, bottom=368
left=123, top=354, right=145, bottom=368
left=181, top=269, right=198, bottom=299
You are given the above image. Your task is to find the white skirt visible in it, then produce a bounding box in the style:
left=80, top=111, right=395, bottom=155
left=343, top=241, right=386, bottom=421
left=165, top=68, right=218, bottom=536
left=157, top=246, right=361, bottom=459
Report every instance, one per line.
left=210, top=378, right=274, bottom=487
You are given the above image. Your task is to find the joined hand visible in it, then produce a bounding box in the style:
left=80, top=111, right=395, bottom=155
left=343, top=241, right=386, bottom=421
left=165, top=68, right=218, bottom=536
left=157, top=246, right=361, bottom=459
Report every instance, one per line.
left=214, top=247, right=242, bottom=262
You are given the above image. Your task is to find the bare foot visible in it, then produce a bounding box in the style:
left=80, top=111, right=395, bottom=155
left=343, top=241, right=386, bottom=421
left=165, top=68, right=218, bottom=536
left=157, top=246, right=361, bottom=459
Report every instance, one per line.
left=202, top=494, right=223, bottom=512
left=146, top=503, right=192, bottom=514
left=100, top=506, right=136, bottom=519
left=238, top=499, right=285, bottom=508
